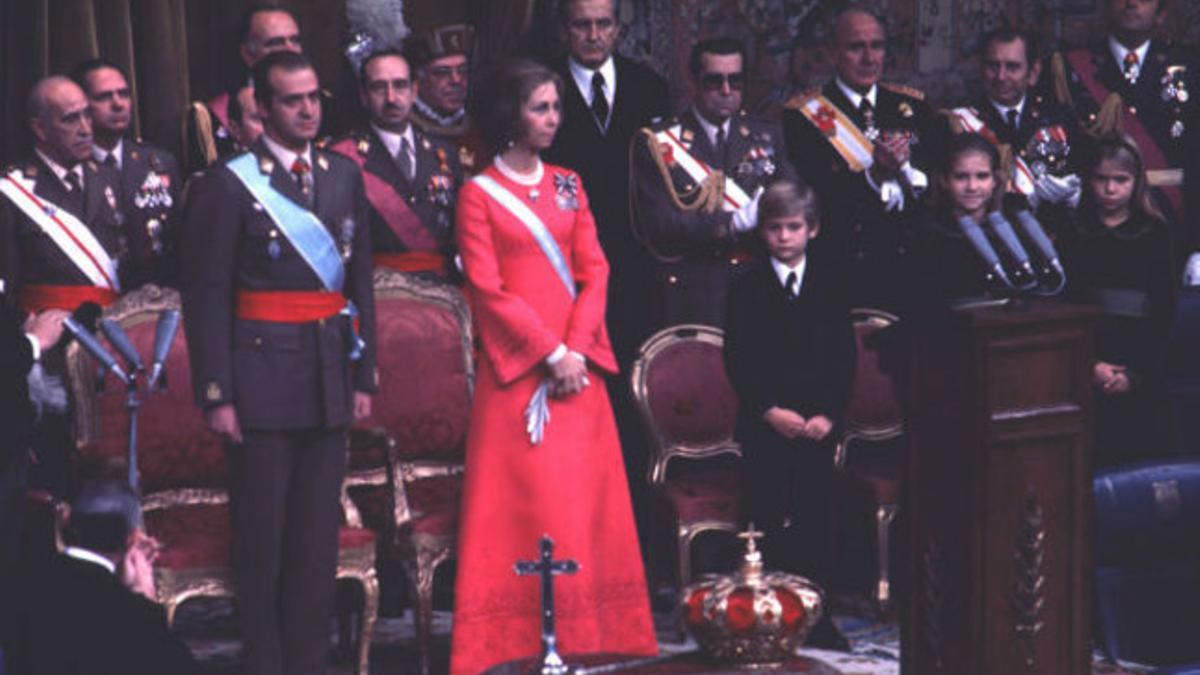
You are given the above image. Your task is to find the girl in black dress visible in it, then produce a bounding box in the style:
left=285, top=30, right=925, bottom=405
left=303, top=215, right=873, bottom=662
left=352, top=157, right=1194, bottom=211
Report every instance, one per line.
left=1061, top=136, right=1176, bottom=467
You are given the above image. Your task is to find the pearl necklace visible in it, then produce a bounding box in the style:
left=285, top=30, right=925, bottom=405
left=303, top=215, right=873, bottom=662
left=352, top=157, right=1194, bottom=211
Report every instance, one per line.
left=494, top=154, right=544, bottom=202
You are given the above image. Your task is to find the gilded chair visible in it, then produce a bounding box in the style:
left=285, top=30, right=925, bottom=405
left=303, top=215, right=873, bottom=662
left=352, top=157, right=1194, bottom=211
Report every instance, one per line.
left=631, top=324, right=742, bottom=590
left=833, top=307, right=906, bottom=613
left=67, top=284, right=379, bottom=675
left=348, top=269, right=473, bottom=675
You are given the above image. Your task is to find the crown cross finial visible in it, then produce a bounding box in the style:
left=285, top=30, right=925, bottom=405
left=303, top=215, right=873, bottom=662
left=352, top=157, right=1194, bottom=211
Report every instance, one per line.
left=739, top=523, right=764, bottom=550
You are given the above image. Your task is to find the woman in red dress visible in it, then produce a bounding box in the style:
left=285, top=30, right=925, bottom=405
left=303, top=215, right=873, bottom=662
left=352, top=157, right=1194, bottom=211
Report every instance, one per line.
left=449, top=60, right=658, bottom=674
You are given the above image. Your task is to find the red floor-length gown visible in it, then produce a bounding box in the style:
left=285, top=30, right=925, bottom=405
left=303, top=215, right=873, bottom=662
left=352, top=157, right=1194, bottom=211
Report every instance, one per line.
left=449, top=160, right=658, bottom=674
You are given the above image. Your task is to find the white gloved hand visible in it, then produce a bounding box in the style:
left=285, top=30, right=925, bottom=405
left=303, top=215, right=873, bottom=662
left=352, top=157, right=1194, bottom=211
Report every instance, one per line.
left=900, top=161, right=928, bottom=196
left=731, top=186, right=765, bottom=232
left=1034, top=173, right=1082, bottom=209
left=1183, top=252, right=1200, bottom=286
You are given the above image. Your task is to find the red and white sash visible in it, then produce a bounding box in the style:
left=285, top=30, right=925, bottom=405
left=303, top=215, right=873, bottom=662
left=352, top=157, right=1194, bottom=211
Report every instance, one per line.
left=0, top=170, right=119, bottom=290
left=653, top=125, right=751, bottom=211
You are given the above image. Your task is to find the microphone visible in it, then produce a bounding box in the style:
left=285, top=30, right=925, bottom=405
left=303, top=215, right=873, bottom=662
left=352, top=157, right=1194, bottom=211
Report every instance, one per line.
left=65, top=317, right=130, bottom=384
left=148, top=310, right=180, bottom=390
left=985, top=211, right=1037, bottom=287
left=1013, top=209, right=1067, bottom=294
left=956, top=215, right=1012, bottom=288
left=55, top=301, right=102, bottom=351
left=100, top=319, right=144, bottom=374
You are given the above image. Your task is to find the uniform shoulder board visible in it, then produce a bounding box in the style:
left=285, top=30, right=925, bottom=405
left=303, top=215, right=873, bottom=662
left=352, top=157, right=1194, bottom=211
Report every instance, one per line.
left=880, top=81, right=925, bottom=101
left=782, top=88, right=821, bottom=111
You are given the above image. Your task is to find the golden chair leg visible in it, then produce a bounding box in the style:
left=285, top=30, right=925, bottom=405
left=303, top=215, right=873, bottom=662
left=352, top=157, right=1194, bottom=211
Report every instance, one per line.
left=356, top=568, right=380, bottom=675
left=403, top=544, right=452, bottom=675
left=875, top=503, right=899, bottom=614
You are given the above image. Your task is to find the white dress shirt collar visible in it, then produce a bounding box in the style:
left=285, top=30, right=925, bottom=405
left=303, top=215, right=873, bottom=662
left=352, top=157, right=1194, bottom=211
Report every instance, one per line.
left=92, top=138, right=125, bottom=170
left=64, top=546, right=117, bottom=575
left=568, top=55, right=617, bottom=108
left=371, top=123, right=415, bottom=162
left=691, top=107, right=731, bottom=150
left=35, top=149, right=85, bottom=193
left=835, top=77, right=878, bottom=111
left=1109, top=36, right=1151, bottom=74
left=771, top=255, right=808, bottom=295
left=261, top=133, right=312, bottom=174
left=989, top=95, right=1026, bottom=126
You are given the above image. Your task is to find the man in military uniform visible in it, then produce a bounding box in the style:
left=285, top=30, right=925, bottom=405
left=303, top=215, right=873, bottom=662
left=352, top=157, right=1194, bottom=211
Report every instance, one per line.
left=947, top=28, right=1082, bottom=211
left=0, top=77, right=133, bottom=496
left=1047, top=0, right=1200, bottom=276
left=406, top=23, right=487, bottom=175
left=330, top=50, right=462, bottom=279
left=180, top=51, right=376, bottom=675
left=782, top=9, right=941, bottom=316
left=72, top=58, right=181, bottom=287
left=630, top=37, right=796, bottom=330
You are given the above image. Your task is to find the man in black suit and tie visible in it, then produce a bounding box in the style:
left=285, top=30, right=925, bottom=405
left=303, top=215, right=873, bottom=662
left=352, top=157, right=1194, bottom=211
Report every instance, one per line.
left=781, top=9, right=942, bottom=317
left=631, top=37, right=795, bottom=330
left=180, top=51, right=376, bottom=675
left=11, top=480, right=197, bottom=675
left=73, top=58, right=182, bottom=287
left=330, top=50, right=462, bottom=279
left=545, top=0, right=670, bottom=360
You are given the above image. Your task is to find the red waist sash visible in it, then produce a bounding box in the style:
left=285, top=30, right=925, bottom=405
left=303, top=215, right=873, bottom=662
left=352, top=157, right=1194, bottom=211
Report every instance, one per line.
left=373, top=251, right=446, bottom=274
left=235, top=290, right=345, bottom=323
left=18, top=284, right=119, bottom=313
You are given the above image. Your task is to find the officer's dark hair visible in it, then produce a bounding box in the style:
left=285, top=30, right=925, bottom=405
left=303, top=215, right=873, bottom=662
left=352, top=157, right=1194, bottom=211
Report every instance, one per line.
left=979, top=27, right=1039, bottom=66
left=252, top=50, right=315, bottom=108
left=65, top=480, right=142, bottom=555
left=69, top=58, right=130, bottom=95
left=759, top=179, right=821, bottom=230
left=471, top=58, right=563, bottom=154
left=557, top=0, right=620, bottom=23
left=240, top=4, right=300, bottom=45
left=359, top=49, right=410, bottom=88
left=689, top=37, right=746, bottom=78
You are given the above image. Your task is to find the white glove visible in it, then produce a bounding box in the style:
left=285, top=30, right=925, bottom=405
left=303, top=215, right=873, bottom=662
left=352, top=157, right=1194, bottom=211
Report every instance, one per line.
left=731, top=187, right=764, bottom=232
left=1183, top=252, right=1200, bottom=286
left=899, top=161, right=928, bottom=196
left=1033, top=173, right=1082, bottom=209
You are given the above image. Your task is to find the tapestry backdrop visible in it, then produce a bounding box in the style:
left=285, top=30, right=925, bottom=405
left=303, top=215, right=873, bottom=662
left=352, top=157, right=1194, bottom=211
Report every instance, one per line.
left=2, top=0, right=1197, bottom=165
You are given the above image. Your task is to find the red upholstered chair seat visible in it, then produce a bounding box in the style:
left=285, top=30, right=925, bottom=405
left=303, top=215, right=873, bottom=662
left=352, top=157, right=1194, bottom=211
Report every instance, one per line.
left=661, top=468, right=742, bottom=523
left=407, top=475, right=462, bottom=536
left=146, top=503, right=375, bottom=571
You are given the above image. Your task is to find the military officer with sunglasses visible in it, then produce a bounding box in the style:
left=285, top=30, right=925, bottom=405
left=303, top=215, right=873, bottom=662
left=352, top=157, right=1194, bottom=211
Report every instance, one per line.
left=630, top=36, right=795, bottom=330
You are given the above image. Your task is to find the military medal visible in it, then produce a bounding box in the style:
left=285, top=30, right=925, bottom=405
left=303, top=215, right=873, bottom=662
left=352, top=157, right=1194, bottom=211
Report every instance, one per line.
left=267, top=229, right=281, bottom=260
left=553, top=172, right=579, bottom=211
left=147, top=218, right=164, bottom=254
left=104, top=185, right=118, bottom=211
left=1172, top=120, right=1186, bottom=138
left=339, top=216, right=355, bottom=260
left=1026, top=125, right=1071, bottom=176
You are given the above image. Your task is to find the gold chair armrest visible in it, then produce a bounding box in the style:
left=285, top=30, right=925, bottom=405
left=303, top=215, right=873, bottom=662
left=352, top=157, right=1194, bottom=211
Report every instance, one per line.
left=142, top=488, right=229, bottom=513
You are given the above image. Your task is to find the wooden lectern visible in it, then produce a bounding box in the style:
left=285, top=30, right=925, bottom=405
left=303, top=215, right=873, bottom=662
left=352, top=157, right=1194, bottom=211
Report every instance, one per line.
left=903, top=299, right=1097, bottom=675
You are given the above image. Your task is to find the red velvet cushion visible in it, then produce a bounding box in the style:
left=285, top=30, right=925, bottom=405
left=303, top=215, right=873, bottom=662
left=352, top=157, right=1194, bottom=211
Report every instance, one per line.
left=844, top=321, right=903, bottom=432
left=407, top=475, right=462, bottom=536
left=145, top=504, right=375, bottom=571
left=363, top=295, right=470, bottom=462
left=82, top=318, right=226, bottom=492
left=661, top=468, right=741, bottom=523
left=643, top=340, right=738, bottom=447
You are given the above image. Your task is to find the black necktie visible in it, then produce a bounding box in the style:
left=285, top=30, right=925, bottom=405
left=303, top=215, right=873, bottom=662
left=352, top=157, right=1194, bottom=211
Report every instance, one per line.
left=785, top=271, right=799, bottom=300
left=591, top=72, right=609, bottom=130
left=64, top=170, right=84, bottom=212
left=859, top=98, right=876, bottom=134
left=1006, top=109, right=1019, bottom=133
left=715, top=126, right=727, bottom=164
left=102, top=153, right=118, bottom=168
left=396, top=137, right=413, bottom=181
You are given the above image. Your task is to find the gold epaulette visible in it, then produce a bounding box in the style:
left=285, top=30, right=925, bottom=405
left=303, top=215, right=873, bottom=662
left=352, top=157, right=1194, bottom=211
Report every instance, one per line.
left=880, top=81, right=925, bottom=101
left=782, top=88, right=822, bottom=111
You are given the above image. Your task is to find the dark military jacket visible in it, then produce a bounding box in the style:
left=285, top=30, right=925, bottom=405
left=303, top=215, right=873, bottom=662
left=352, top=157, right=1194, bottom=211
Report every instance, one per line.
left=179, top=140, right=377, bottom=431
left=1049, top=39, right=1200, bottom=252
left=630, top=108, right=796, bottom=329
left=107, top=138, right=182, bottom=287
left=0, top=156, right=131, bottom=297
left=782, top=80, right=942, bottom=316
left=328, top=126, right=462, bottom=260
left=410, top=100, right=487, bottom=176
left=968, top=92, right=1083, bottom=175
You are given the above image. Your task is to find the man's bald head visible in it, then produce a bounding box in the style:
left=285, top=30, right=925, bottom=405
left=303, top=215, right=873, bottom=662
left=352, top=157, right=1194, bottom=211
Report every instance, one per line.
left=27, top=76, right=94, bottom=165
left=830, top=9, right=886, bottom=92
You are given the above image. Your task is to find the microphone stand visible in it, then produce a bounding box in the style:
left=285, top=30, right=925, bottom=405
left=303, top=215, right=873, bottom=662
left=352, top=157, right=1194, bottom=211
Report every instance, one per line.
left=122, top=370, right=143, bottom=492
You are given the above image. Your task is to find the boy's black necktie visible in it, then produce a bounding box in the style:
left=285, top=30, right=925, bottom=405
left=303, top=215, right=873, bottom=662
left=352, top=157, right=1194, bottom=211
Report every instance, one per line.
left=786, top=271, right=799, bottom=300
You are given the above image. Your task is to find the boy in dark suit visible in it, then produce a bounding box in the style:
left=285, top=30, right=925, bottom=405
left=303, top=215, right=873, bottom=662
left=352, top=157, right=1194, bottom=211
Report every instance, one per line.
left=723, top=179, right=856, bottom=649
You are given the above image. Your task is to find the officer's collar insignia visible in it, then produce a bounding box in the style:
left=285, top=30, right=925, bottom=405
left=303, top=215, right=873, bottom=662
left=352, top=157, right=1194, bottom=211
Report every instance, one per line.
left=357, top=137, right=370, bottom=156
left=317, top=155, right=330, bottom=171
